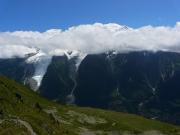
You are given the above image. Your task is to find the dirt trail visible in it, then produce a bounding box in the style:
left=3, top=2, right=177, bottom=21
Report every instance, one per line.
left=44, top=107, right=71, bottom=125
left=0, top=118, right=37, bottom=135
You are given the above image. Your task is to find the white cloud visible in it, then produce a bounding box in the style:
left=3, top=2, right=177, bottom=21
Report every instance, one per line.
left=0, top=45, right=36, bottom=58
left=0, top=22, right=180, bottom=58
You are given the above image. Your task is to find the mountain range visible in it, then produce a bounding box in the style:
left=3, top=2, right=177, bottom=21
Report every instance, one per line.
left=0, top=50, right=180, bottom=125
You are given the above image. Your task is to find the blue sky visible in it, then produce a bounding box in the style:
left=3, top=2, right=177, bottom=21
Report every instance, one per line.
left=0, top=0, right=180, bottom=31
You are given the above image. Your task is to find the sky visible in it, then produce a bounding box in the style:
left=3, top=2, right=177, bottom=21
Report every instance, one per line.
left=0, top=0, right=180, bottom=59
left=0, top=0, right=180, bottom=31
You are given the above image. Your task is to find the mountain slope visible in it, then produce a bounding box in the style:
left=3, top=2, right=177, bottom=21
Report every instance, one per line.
left=39, top=55, right=76, bottom=103
left=0, top=76, right=180, bottom=135
left=74, top=51, right=180, bottom=124
left=0, top=58, right=34, bottom=83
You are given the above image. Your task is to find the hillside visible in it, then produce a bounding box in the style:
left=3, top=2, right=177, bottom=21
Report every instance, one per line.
left=0, top=76, right=180, bottom=135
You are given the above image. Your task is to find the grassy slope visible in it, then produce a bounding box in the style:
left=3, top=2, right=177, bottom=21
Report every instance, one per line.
left=0, top=75, right=180, bottom=135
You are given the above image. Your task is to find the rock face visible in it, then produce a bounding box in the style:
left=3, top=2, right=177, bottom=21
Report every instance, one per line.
left=0, top=58, right=35, bottom=84
left=75, top=51, right=180, bottom=124
left=39, top=55, right=76, bottom=103
left=1, top=51, right=180, bottom=125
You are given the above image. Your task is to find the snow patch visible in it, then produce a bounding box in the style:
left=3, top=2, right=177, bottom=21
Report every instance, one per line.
left=50, top=49, right=87, bottom=69
left=26, top=51, right=52, bottom=91
left=67, top=51, right=87, bottom=70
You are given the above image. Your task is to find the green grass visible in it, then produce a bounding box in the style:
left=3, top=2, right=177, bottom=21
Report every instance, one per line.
left=0, top=75, right=180, bottom=135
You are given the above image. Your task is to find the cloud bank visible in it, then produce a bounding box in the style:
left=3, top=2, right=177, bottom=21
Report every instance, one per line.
left=1, top=22, right=180, bottom=58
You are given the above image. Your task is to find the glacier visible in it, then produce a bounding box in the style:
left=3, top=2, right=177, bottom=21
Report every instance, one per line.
left=26, top=50, right=52, bottom=91
left=25, top=49, right=86, bottom=91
